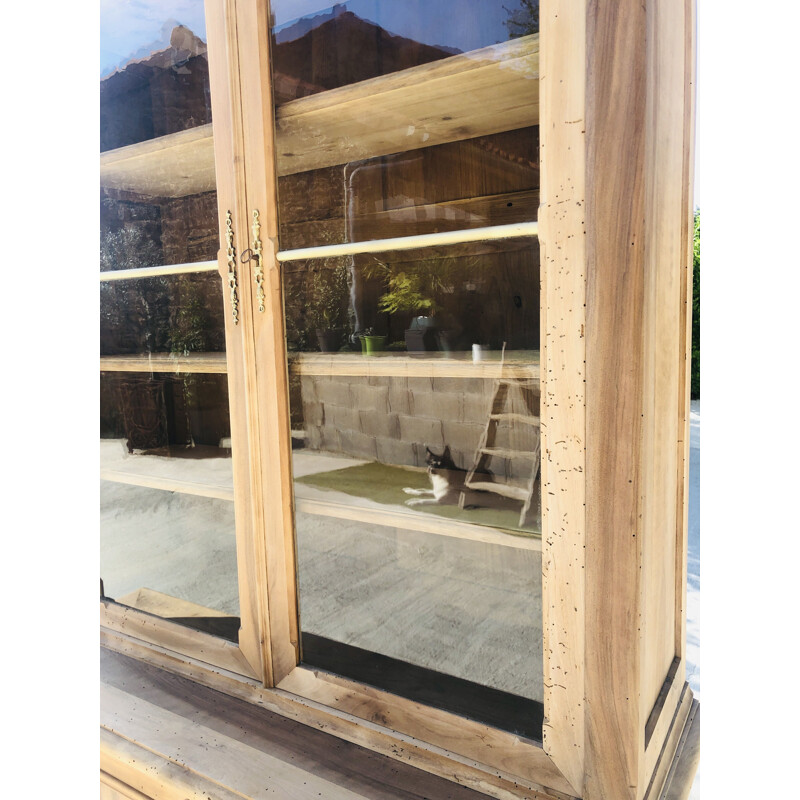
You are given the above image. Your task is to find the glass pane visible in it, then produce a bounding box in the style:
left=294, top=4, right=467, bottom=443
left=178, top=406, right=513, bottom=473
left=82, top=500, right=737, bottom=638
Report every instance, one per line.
left=100, top=274, right=227, bottom=356
left=270, top=1, right=539, bottom=98
left=101, top=1, right=211, bottom=149
left=283, top=238, right=540, bottom=357
left=101, top=481, right=239, bottom=639
left=269, top=1, right=540, bottom=248
left=296, top=514, right=543, bottom=736
left=284, top=237, right=543, bottom=723
left=100, top=0, right=239, bottom=640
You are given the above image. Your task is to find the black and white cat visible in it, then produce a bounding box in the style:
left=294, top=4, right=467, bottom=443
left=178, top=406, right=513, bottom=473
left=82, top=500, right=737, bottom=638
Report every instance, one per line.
left=403, top=446, right=468, bottom=507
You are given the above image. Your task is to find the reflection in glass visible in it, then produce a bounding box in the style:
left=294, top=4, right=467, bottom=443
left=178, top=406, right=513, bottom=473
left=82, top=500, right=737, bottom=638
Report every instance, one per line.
left=100, top=274, right=226, bottom=356
left=270, top=0, right=539, bottom=101
left=296, top=513, right=543, bottom=714
left=101, top=372, right=231, bottom=453
left=285, top=238, right=543, bottom=715
left=101, top=480, right=239, bottom=639
left=269, top=1, right=540, bottom=249
left=101, top=1, right=211, bottom=149
left=284, top=238, right=540, bottom=355
left=100, top=0, right=238, bottom=639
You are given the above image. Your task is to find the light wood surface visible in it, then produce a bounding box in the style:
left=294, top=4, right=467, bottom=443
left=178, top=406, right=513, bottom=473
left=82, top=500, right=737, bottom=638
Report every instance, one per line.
left=675, top=0, right=697, bottom=701
left=204, top=0, right=265, bottom=681
left=581, top=2, right=696, bottom=798
left=101, top=600, right=258, bottom=679
left=100, top=352, right=227, bottom=374
left=99, top=36, right=538, bottom=197
left=100, top=123, right=216, bottom=198
left=278, top=666, right=575, bottom=799
left=99, top=261, right=218, bottom=282
left=275, top=34, right=538, bottom=177
left=642, top=685, right=694, bottom=800
left=234, top=0, right=302, bottom=685
left=289, top=351, right=539, bottom=379
left=116, top=587, right=230, bottom=618
left=641, top=0, right=688, bottom=718
left=100, top=439, right=234, bottom=500
left=294, top=496, right=542, bottom=551
left=98, top=0, right=697, bottom=796
left=276, top=222, right=538, bottom=261
left=538, top=2, right=587, bottom=793
left=583, top=1, right=648, bottom=796
left=101, top=643, right=572, bottom=800
left=100, top=772, right=154, bottom=800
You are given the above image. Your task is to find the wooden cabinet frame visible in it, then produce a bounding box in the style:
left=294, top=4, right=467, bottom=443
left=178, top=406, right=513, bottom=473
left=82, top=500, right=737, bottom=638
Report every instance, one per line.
left=100, top=1, right=697, bottom=798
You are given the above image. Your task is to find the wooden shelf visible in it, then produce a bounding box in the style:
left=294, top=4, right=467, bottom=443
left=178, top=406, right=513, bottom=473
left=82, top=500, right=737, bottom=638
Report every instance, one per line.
left=100, top=35, right=539, bottom=196
left=289, top=351, right=540, bottom=380
left=100, top=353, right=227, bottom=374
left=100, top=440, right=234, bottom=502
left=276, top=34, right=539, bottom=177
left=294, top=495, right=541, bottom=552
left=100, top=124, right=216, bottom=199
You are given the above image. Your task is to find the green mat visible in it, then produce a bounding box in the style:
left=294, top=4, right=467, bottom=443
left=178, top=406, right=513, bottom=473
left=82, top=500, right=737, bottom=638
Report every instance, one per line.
left=296, top=461, right=539, bottom=537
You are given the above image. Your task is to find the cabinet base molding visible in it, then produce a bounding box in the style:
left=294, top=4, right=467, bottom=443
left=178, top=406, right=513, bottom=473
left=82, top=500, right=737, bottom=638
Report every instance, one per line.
left=101, top=636, right=575, bottom=800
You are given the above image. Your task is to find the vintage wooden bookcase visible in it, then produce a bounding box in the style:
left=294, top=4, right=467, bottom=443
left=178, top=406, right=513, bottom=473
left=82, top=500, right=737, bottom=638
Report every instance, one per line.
left=99, top=1, right=698, bottom=798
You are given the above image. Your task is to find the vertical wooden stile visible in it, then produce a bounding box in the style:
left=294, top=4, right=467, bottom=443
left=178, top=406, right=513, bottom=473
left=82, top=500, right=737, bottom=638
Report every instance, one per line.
left=233, top=0, right=300, bottom=684
left=204, top=0, right=266, bottom=680
left=539, top=1, right=587, bottom=796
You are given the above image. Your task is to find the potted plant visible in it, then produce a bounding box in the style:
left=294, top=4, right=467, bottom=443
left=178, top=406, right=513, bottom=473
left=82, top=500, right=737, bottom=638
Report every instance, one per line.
left=358, top=326, right=386, bottom=355
left=365, top=259, right=446, bottom=352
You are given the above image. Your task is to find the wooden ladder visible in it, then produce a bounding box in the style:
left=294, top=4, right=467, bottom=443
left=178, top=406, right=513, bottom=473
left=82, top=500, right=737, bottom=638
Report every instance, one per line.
left=459, top=367, right=541, bottom=528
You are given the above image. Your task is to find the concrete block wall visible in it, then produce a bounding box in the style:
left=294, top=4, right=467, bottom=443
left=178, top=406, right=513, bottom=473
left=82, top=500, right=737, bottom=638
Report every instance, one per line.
left=300, top=373, right=540, bottom=482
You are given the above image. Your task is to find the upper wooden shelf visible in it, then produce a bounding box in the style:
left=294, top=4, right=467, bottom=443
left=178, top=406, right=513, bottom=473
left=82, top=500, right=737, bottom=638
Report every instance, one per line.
left=289, top=351, right=540, bottom=380
left=100, top=440, right=234, bottom=502
left=100, top=35, right=539, bottom=197
left=100, top=124, right=216, bottom=199
left=100, top=353, right=227, bottom=374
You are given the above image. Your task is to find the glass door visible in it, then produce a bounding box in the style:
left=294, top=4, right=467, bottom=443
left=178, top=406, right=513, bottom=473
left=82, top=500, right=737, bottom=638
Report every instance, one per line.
left=269, top=0, right=543, bottom=738
left=99, top=0, right=250, bottom=658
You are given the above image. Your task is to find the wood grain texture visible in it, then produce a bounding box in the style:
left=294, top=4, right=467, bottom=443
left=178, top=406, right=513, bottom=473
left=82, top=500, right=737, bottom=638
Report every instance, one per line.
left=538, top=1, right=587, bottom=794
left=101, top=600, right=258, bottom=679
left=197, top=0, right=267, bottom=680
left=290, top=352, right=539, bottom=379
left=641, top=0, right=688, bottom=718
left=100, top=124, right=216, bottom=198
left=582, top=1, right=695, bottom=798
left=675, top=0, right=697, bottom=677
left=98, top=38, right=538, bottom=197
left=278, top=666, right=575, bottom=799
left=234, top=0, right=301, bottom=685
left=100, top=353, right=227, bottom=374
left=641, top=685, right=694, bottom=800
left=584, top=0, right=648, bottom=797
left=101, top=644, right=573, bottom=800
left=100, top=772, right=154, bottom=800
left=275, top=36, right=539, bottom=177
left=101, top=728, right=245, bottom=800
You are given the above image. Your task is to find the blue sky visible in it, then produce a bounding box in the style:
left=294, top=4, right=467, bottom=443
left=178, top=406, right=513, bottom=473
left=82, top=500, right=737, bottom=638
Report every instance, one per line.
left=101, top=0, right=527, bottom=76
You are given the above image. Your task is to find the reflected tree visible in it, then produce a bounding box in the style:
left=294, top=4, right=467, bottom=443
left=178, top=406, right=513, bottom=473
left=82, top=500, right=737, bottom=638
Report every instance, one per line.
left=504, top=0, right=539, bottom=38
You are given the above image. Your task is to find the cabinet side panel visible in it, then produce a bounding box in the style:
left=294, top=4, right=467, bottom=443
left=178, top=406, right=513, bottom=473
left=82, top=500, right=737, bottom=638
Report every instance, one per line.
left=641, top=0, right=690, bottom=717
left=584, top=0, right=647, bottom=798
left=539, top=1, right=588, bottom=795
